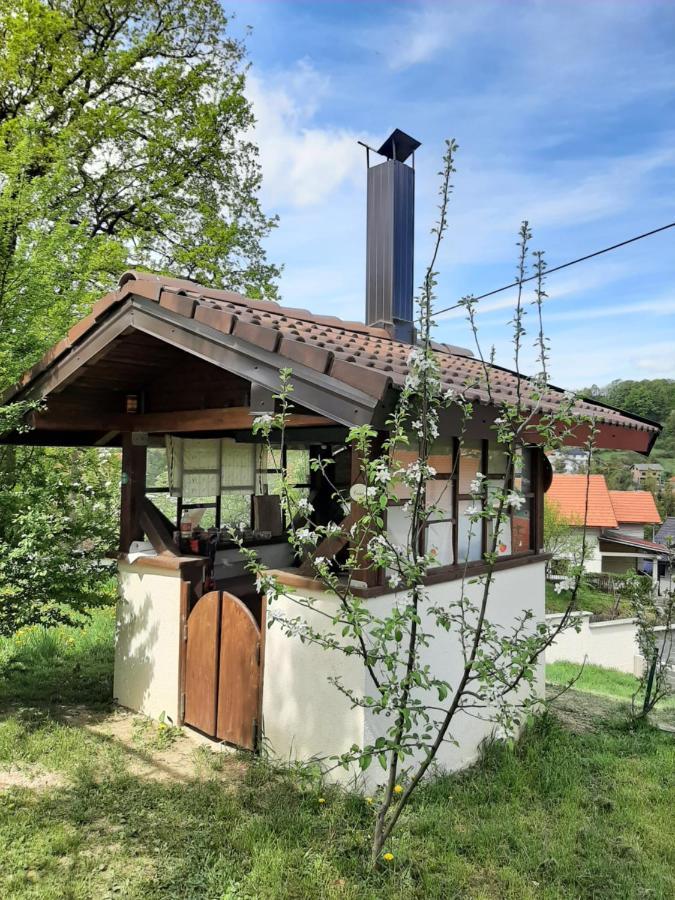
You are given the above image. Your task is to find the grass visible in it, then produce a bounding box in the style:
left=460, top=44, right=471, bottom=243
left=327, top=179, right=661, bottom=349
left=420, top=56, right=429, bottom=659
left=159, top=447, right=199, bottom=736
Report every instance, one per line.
left=547, top=661, right=641, bottom=701
left=545, top=582, right=632, bottom=618
left=0, top=615, right=673, bottom=897
left=0, top=607, right=115, bottom=707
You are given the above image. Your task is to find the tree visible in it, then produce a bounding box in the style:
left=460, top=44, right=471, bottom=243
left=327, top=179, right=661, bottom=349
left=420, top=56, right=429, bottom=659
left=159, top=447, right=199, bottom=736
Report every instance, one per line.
left=543, top=500, right=584, bottom=576
left=0, top=0, right=279, bottom=632
left=0, top=0, right=279, bottom=385
left=238, top=146, right=595, bottom=865
left=620, top=566, right=674, bottom=719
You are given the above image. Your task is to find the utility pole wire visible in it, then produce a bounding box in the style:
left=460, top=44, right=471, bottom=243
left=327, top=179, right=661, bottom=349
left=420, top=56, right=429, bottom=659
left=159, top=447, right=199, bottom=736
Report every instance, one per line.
left=434, top=219, right=675, bottom=317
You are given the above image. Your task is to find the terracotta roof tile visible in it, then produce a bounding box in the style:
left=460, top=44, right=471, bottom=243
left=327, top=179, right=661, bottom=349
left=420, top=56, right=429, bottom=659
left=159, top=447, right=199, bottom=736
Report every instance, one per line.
left=3, top=270, right=662, bottom=451
left=608, top=491, right=661, bottom=525
left=547, top=475, right=618, bottom=528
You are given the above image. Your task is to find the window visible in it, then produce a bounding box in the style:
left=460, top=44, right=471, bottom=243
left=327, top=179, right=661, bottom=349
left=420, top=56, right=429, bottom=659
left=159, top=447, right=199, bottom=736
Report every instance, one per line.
left=387, top=437, right=539, bottom=571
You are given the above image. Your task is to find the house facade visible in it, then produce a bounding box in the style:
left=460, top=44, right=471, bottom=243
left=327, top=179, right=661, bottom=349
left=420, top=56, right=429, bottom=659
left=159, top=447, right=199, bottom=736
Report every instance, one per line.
left=631, top=463, right=664, bottom=488
left=546, top=474, right=664, bottom=584
left=0, top=131, right=662, bottom=782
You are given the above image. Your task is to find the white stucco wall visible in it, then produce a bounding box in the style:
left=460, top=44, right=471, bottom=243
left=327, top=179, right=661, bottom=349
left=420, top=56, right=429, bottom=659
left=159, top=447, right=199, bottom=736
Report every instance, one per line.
left=545, top=612, right=640, bottom=674
left=114, top=561, right=184, bottom=723
left=262, top=587, right=366, bottom=772
left=262, top=561, right=546, bottom=786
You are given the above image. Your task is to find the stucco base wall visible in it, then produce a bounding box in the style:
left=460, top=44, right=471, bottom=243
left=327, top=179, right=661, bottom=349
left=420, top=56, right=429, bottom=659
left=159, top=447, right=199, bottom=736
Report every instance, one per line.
left=262, top=561, right=546, bottom=787
left=114, top=562, right=183, bottom=724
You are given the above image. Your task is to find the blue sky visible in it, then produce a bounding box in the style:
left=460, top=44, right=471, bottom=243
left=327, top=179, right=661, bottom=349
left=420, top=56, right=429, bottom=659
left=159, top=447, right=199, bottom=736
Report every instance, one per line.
left=226, top=0, right=675, bottom=388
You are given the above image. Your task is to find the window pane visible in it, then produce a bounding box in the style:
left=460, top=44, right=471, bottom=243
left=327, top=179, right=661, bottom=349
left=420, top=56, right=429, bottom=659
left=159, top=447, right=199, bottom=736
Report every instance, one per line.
left=429, top=437, right=454, bottom=476
left=487, top=442, right=509, bottom=475
left=426, top=479, right=453, bottom=521
left=459, top=440, right=483, bottom=493
left=387, top=505, right=412, bottom=550
left=511, top=503, right=531, bottom=553
left=513, top=448, right=532, bottom=493
left=486, top=479, right=511, bottom=556
left=426, top=521, right=453, bottom=566
left=457, top=499, right=482, bottom=562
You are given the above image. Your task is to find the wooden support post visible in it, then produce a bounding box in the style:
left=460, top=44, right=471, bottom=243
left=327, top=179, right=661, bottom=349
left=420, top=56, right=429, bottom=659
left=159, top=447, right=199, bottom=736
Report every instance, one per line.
left=120, top=433, right=147, bottom=553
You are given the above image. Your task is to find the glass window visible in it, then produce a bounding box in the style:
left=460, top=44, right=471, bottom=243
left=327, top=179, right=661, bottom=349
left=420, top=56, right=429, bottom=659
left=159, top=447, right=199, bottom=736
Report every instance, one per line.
left=487, top=442, right=509, bottom=475
left=459, top=440, right=483, bottom=493
left=513, top=447, right=532, bottom=493
left=511, top=504, right=531, bottom=553
left=457, top=499, right=482, bottom=562
left=426, top=521, right=453, bottom=566
left=426, top=479, right=453, bottom=521
left=387, top=504, right=413, bottom=550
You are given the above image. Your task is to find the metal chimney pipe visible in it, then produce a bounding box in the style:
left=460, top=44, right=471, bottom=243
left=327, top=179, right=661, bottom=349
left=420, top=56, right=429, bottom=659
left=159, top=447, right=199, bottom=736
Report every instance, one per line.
left=364, top=129, right=421, bottom=343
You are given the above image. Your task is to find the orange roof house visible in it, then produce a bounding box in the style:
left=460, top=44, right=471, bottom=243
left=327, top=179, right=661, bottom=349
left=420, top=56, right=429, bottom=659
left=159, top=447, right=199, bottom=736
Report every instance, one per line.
left=608, top=490, right=661, bottom=525
left=547, top=475, right=661, bottom=528
left=546, top=474, right=618, bottom=528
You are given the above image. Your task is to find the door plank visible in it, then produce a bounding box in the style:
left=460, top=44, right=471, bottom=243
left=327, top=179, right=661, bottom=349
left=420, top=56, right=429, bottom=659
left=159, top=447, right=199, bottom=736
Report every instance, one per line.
left=184, top=591, right=221, bottom=737
left=216, top=592, right=262, bottom=750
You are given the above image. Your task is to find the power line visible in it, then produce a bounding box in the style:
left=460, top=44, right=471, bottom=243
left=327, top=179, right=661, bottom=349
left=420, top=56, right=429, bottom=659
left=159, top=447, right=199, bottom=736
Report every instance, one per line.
left=434, top=219, right=675, bottom=317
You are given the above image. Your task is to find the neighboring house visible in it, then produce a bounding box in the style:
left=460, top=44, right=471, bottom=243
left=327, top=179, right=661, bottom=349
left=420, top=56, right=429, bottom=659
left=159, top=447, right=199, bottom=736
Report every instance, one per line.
left=546, top=474, right=664, bottom=583
left=0, top=129, right=661, bottom=782
left=655, top=516, right=675, bottom=547
left=631, top=463, right=664, bottom=487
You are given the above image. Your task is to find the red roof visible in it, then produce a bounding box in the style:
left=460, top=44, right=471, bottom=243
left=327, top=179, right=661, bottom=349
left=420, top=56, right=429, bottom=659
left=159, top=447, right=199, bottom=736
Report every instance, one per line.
left=608, top=491, right=661, bottom=525
left=548, top=475, right=662, bottom=528
left=547, top=475, right=618, bottom=528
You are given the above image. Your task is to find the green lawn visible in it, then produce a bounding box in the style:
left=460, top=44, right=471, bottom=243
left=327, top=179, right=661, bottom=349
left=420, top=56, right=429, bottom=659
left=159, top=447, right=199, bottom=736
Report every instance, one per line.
left=0, top=614, right=674, bottom=898
left=545, top=582, right=632, bottom=618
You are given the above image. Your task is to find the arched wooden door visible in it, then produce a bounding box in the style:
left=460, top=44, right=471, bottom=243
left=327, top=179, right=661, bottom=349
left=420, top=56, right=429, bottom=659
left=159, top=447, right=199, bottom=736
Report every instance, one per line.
left=184, top=591, right=263, bottom=750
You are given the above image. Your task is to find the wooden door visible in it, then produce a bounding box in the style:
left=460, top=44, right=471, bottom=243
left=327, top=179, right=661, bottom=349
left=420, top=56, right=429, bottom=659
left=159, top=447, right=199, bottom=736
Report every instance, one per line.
left=183, top=590, right=263, bottom=750
left=184, top=590, right=221, bottom=736
left=216, top=592, right=262, bottom=750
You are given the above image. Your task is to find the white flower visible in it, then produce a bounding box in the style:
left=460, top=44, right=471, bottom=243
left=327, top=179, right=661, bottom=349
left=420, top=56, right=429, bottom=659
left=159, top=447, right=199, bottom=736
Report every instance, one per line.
left=295, top=527, right=318, bottom=545
left=507, top=491, right=526, bottom=510
left=554, top=582, right=565, bottom=594
left=374, top=464, right=391, bottom=484
left=254, top=413, right=273, bottom=426
left=296, top=497, right=314, bottom=513
left=314, top=556, right=326, bottom=567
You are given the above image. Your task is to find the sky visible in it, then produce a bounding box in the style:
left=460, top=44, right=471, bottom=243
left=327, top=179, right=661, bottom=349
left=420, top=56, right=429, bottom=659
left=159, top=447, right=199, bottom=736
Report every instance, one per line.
left=225, top=0, right=675, bottom=389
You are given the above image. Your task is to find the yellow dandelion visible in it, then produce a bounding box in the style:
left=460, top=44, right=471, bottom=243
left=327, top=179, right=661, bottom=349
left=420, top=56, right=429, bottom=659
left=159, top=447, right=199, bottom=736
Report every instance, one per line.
left=365, top=797, right=373, bottom=804
left=393, top=784, right=403, bottom=794
left=318, top=797, right=326, bottom=804
left=383, top=852, right=394, bottom=862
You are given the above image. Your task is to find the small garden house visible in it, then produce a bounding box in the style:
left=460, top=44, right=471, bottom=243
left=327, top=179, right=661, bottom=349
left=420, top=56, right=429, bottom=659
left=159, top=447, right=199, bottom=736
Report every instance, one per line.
left=0, top=131, right=661, bottom=779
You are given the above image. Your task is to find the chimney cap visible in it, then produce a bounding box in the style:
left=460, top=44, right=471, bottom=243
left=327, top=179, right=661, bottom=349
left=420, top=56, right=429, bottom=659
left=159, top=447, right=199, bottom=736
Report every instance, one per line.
left=376, top=128, right=421, bottom=164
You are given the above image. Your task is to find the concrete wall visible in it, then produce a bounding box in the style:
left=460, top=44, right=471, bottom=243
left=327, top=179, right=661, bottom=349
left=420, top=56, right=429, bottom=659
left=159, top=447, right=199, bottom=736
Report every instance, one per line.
left=114, top=561, right=184, bottom=723
left=262, top=561, right=546, bottom=786
left=545, top=612, right=640, bottom=674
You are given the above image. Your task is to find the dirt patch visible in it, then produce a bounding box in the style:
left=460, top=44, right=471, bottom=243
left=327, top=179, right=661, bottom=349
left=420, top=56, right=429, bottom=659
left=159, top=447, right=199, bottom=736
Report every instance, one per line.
left=86, top=707, right=248, bottom=785
left=0, top=767, right=67, bottom=791
left=546, top=685, right=629, bottom=732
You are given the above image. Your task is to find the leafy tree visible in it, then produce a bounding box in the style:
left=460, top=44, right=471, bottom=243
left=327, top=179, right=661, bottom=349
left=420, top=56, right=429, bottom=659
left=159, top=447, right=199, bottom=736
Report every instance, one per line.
left=543, top=499, right=585, bottom=576
left=0, top=0, right=279, bottom=385
left=0, top=0, right=279, bottom=632
left=0, top=445, right=119, bottom=635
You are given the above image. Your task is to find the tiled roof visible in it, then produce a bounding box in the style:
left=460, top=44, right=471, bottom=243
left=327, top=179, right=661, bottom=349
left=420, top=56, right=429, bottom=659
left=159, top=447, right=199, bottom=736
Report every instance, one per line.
left=2, top=272, right=663, bottom=445
left=547, top=474, right=618, bottom=528
left=601, top=530, right=670, bottom=555
left=655, top=517, right=675, bottom=545
left=608, top=491, right=661, bottom=525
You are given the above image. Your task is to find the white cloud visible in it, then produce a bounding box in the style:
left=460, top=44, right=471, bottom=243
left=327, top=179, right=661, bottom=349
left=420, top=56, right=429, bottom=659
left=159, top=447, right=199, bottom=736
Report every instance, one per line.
left=246, top=61, right=367, bottom=209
